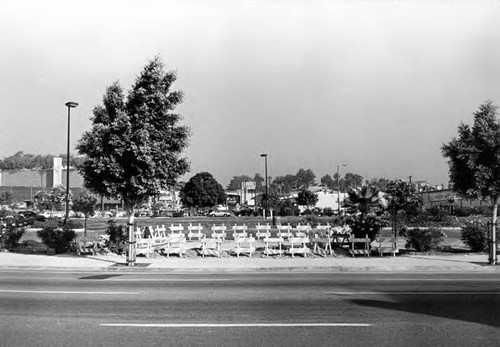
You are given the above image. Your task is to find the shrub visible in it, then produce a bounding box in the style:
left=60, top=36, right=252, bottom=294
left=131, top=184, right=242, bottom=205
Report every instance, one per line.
left=405, top=209, right=458, bottom=228
left=454, top=206, right=475, bottom=217
left=33, top=220, right=84, bottom=229
left=347, top=215, right=387, bottom=241
left=37, top=226, right=76, bottom=253
left=477, top=205, right=493, bottom=216
left=106, top=220, right=128, bottom=243
left=0, top=226, right=24, bottom=250
left=402, top=227, right=445, bottom=252
left=323, top=207, right=335, bottom=217
left=461, top=221, right=488, bottom=252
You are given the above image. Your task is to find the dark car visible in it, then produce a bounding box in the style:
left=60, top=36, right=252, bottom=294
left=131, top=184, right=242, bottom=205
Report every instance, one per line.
left=16, top=210, right=46, bottom=225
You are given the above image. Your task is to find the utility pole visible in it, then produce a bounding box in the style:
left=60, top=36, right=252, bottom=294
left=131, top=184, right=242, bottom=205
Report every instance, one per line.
left=260, top=154, right=268, bottom=219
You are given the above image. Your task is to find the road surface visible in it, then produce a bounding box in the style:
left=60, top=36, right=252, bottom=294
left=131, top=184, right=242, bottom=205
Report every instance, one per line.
left=0, top=271, right=498, bottom=346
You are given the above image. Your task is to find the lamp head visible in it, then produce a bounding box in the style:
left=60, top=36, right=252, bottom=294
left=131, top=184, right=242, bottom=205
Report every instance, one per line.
left=260, top=154, right=267, bottom=158
left=65, top=101, right=79, bottom=108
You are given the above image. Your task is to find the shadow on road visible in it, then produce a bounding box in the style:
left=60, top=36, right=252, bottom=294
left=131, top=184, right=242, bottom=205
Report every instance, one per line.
left=350, top=294, right=500, bottom=328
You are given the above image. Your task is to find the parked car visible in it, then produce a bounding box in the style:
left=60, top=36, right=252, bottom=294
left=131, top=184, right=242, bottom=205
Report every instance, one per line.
left=208, top=210, right=232, bottom=217
left=113, top=211, right=128, bottom=218
left=16, top=210, right=46, bottom=225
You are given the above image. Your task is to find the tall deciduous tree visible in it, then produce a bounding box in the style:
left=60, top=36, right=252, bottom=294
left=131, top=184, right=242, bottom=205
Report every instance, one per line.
left=344, top=173, right=364, bottom=190
left=320, top=174, right=335, bottom=190
left=296, top=189, right=318, bottom=209
left=180, top=172, right=226, bottom=210
left=33, top=186, right=71, bottom=216
left=226, top=175, right=252, bottom=190
left=72, top=191, right=98, bottom=237
left=385, top=180, right=422, bottom=237
left=77, top=57, right=190, bottom=266
left=296, top=168, right=316, bottom=189
left=254, top=173, right=264, bottom=193
left=442, top=101, right=500, bottom=264
left=273, top=175, right=298, bottom=195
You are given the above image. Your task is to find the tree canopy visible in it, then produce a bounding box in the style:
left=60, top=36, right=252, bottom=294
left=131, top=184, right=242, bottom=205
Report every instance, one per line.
left=296, top=168, right=316, bottom=189
left=180, top=172, right=226, bottom=209
left=77, top=57, right=190, bottom=212
left=442, top=101, right=500, bottom=264
left=72, top=190, right=98, bottom=236
left=385, top=180, right=422, bottom=235
left=227, top=175, right=253, bottom=190
left=442, top=101, right=500, bottom=201
left=320, top=174, right=336, bottom=190
left=296, top=189, right=318, bottom=208
left=34, top=186, right=70, bottom=213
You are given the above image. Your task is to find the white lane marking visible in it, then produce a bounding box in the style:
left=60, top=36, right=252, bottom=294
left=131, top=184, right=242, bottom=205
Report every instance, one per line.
left=0, top=289, right=138, bottom=295
left=101, top=323, right=372, bottom=328
left=325, top=291, right=500, bottom=295
left=374, top=279, right=500, bottom=282
left=102, top=279, right=231, bottom=282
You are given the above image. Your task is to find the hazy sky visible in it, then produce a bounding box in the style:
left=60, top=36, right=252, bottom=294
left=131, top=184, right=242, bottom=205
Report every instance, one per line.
left=1, top=0, right=499, bottom=187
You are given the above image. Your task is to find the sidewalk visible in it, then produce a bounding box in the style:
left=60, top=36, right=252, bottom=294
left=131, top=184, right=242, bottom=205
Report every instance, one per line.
left=0, top=250, right=498, bottom=273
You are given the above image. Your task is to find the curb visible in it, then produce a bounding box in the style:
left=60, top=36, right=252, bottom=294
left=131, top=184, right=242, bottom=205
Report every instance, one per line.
left=0, top=264, right=498, bottom=273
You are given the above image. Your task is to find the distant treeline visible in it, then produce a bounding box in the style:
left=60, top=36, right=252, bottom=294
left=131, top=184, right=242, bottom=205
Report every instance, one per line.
left=0, top=151, right=83, bottom=170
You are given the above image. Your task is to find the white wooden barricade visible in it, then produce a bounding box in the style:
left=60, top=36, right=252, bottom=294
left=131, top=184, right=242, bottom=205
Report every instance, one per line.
left=200, top=237, right=222, bottom=257
left=348, top=235, right=370, bottom=257
left=232, top=224, right=248, bottom=239
left=313, top=223, right=333, bottom=256
left=263, top=237, right=284, bottom=257
left=277, top=224, right=293, bottom=239
left=255, top=223, right=271, bottom=239
left=232, top=237, right=256, bottom=257
left=295, top=223, right=312, bottom=237
left=287, top=237, right=310, bottom=258
left=373, top=236, right=399, bottom=257
left=169, top=224, right=185, bottom=237
left=187, top=223, right=204, bottom=240
left=163, top=236, right=186, bottom=257
left=211, top=224, right=227, bottom=240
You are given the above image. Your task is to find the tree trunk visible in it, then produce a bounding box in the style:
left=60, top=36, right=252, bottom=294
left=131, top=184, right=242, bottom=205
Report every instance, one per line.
left=126, top=207, right=136, bottom=266
left=84, top=216, right=87, bottom=238
left=490, top=196, right=499, bottom=265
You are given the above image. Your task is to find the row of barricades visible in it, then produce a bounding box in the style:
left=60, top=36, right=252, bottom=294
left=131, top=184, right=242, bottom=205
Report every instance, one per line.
left=131, top=223, right=398, bottom=258
left=136, top=223, right=352, bottom=241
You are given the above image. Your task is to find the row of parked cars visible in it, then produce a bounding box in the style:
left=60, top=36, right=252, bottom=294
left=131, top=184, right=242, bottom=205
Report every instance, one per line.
left=1, top=210, right=47, bottom=228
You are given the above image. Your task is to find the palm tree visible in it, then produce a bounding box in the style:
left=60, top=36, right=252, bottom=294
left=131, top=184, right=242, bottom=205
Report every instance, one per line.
left=347, top=185, right=387, bottom=217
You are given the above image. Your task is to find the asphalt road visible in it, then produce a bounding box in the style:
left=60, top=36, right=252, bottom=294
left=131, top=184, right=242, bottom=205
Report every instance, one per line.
left=0, top=271, right=498, bottom=346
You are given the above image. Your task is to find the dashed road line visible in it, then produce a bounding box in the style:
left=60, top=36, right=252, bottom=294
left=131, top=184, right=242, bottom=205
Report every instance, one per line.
left=0, top=289, right=138, bottom=295
left=101, top=323, right=372, bottom=328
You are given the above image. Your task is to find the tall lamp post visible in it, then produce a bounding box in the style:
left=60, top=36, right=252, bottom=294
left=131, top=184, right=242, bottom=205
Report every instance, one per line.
left=260, top=154, right=268, bottom=219
left=64, top=101, right=78, bottom=224
left=337, top=163, right=346, bottom=216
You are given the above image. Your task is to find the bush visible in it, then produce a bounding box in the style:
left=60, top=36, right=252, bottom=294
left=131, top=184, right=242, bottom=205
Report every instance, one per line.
left=402, top=227, right=445, bottom=252
left=461, top=221, right=488, bottom=252
left=106, top=220, right=128, bottom=244
left=454, top=206, right=475, bottom=217
left=405, top=209, right=458, bottom=228
left=302, top=209, right=313, bottom=216
left=323, top=207, right=335, bottom=217
left=33, top=220, right=84, bottom=229
left=0, top=226, right=24, bottom=250
left=346, top=215, right=387, bottom=241
left=477, top=205, right=493, bottom=216
left=37, top=226, right=76, bottom=253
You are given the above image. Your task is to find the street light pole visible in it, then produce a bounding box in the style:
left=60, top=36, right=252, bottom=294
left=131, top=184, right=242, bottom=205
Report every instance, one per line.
left=260, top=154, right=268, bottom=219
left=64, top=101, right=78, bottom=224
left=337, top=163, right=346, bottom=216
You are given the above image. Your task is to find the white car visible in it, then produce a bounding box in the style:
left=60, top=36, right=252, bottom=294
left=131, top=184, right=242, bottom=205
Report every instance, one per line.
left=208, top=210, right=231, bottom=217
